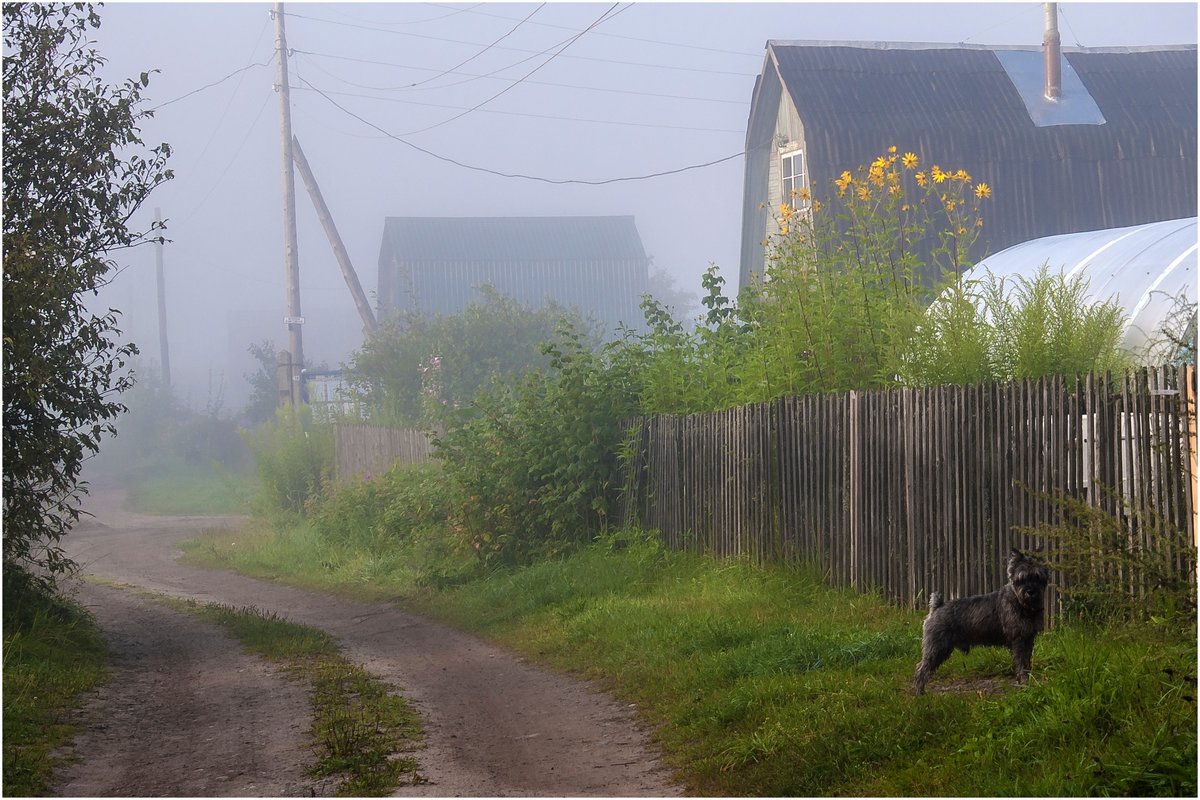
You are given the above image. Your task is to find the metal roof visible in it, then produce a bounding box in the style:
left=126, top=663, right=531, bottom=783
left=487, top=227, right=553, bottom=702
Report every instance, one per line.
left=966, top=217, right=1198, bottom=352
left=379, top=216, right=648, bottom=265
left=753, top=41, right=1197, bottom=268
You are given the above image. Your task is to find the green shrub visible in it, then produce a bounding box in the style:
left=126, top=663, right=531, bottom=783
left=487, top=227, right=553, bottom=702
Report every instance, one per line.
left=241, top=406, right=333, bottom=518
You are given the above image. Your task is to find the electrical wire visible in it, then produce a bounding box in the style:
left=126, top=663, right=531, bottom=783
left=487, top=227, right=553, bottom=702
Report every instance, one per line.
left=289, top=81, right=743, bottom=134
left=292, top=48, right=747, bottom=105
left=149, top=59, right=271, bottom=112
left=1057, top=5, right=1086, bottom=48
left=399, top=3, right=628, bottom=136
left=297, top=76, right=745, bottom=185
left=329, top=2, right=485, bottom=26
left=177, top=89, right=275, bottom=224
left=281, top=10, right=756, bottom=77
left=422, top=1, right=765, bottom=59
left=407, top=2, right=546, bottom=90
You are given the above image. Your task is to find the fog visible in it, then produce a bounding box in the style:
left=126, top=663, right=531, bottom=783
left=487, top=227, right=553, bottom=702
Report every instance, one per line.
left=86, top=1, right=1197, bottom=411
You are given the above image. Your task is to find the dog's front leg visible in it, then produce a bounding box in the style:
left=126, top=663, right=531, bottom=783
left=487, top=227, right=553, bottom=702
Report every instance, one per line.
left=1010, top=637, right=1035, bottom=685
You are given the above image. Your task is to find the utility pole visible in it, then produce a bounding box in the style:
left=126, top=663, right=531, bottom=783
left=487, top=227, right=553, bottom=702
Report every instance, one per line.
left=273, top=1, right=305, bottom=406
left=291, top=134, right=378, bottom=338
left=154, top=207, right=171, bottom=385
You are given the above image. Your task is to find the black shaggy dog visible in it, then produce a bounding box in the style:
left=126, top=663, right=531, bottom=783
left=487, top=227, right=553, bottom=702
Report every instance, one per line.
left=914, top=549, right=1050, bottom=695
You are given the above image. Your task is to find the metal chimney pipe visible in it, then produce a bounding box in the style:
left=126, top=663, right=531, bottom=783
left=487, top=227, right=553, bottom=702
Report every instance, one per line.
left=1043, top=3, right=1062, bottom=101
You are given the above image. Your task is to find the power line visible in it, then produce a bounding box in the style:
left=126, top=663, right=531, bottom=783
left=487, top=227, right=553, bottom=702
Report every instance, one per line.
left=422, top=1, right=765, bottom=59
left=401, top=2, right=628, bottom=136
left=329, top=2, right=486, bottom=27
left=407, top=2, right=546, bottom=90
left=289, top=81, right=743, bottom=134
left=298, top=77, right=745, bottom=186
left=149, top=59, right=271, bottom=111
left=281, top=10, right=757, bottom=78
left=292, top=48, right=747, bottom=106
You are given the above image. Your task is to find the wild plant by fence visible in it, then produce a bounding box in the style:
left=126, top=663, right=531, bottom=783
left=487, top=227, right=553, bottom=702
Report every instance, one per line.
left=618, top=366, right=1197, bottom=621
left=333, top=423, right=434, bottom=480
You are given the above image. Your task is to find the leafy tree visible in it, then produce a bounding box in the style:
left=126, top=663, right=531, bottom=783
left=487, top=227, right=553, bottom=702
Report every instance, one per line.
left=349, top=286, right=594, bottom=427
left=243, top=340, right=280, bottom=425
left=2, top=3, right=172, bottom=593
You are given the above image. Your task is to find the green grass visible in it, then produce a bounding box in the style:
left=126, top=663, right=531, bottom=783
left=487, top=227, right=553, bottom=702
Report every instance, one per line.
left=150, top=594, right=424, bottom=796
left=124, top=463, right=254, bottom=516
left=182, top=523, right=1198, bottom=796
left=2, top=586, right=109, bottom=797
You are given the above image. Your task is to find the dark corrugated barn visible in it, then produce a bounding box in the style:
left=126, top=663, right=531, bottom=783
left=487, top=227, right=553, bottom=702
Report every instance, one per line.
left=377, top=216, right=649, bottom=333
left=740, top=40, right=1198, bottom=287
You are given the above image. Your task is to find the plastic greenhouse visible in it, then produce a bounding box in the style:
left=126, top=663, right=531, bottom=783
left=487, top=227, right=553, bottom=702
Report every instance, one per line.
left=964, top=216, right=1197, bottom=358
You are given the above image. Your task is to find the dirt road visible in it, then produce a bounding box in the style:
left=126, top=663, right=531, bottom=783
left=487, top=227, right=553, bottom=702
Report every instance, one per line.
left=56, top=490, right=681, bottom=797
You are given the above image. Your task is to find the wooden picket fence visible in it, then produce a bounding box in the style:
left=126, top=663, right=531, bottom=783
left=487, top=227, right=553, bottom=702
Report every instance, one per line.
left=333, top=423, right=434, bottom=481
left=617, top=366, right=1197, bottom=620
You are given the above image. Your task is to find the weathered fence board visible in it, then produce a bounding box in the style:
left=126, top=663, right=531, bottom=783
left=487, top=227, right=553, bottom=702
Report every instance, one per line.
left=333, top=423, right=434, bottom=481
left=618, top=366, right=1196, bottom=622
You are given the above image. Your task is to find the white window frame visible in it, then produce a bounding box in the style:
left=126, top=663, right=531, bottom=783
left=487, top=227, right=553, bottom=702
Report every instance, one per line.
left=779, top=147, right=810, bottom=211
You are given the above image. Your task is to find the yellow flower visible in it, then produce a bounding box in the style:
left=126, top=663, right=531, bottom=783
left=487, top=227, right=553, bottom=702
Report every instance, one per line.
left=812, top=199, right=823, bottom=213
left=887, top=145, right=898, bottom=154
left=780, top=202, right=795, bottom=219
left=902, top=152, right=919, bottom=169
left=901, top=203, right=910, bottom=212
left=957, top=225, right=968, bottom=235
left=943, top=196, right=957, bottom=212
left=780, top=224, right=789, bottom=235
left=796, top=186, right=812, bottom=201
left=974, top=182, right=992, bottom=199
left=975, top=218, right=984, bottom=228
left=888, top=184, right=901, bottom=196
left=954, top=169, right=971, bottom=182
left=931, top=165, right=946, bottom=184
left=868, top=165, right=885, bottom=186
left=856, top=185, right=872, bottom=201
left=915, top=171, right=927, bottom=187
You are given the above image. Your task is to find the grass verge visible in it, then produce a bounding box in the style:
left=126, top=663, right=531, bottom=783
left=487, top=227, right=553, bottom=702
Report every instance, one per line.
left=183, top=523, right=1198, bottom=796
left=124, top=463, right=254, bottom=516
left=148, top=592, right=424, bottom=796
left=2, top=586, right=108, bottom=797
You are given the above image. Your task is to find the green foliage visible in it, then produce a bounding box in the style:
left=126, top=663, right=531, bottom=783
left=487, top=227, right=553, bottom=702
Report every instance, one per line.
left=403, top=537, right=1195, bottom=797
left=2, top=2, right=172, bottom=592
left=2, top=579, right=109, bottom=796
left=435, top=321, right=640, bottom=565
left=349, top=287, right=590, bottom=427
left=241, top=407, right=333, bottom=518
left=181, top=513, right=1195, bottom=797
left=1022, top=487, right=1197, bottom=624
left=243, top=340, right=280, bottom=426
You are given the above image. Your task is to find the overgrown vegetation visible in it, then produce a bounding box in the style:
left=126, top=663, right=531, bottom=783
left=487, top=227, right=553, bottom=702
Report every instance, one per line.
left=3, top=1, right=171, bottom=595
left=183, top=525, right=1197, bottom=797
left=176, top=146, right=1193, bottom=795
left=2, top=582, right=109, bottom=796
left=348, top=286, right=593, bottom=427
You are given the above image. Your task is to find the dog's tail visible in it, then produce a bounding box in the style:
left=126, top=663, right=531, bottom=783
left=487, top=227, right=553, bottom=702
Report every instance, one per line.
left=927, top=591, right=944, bottom=612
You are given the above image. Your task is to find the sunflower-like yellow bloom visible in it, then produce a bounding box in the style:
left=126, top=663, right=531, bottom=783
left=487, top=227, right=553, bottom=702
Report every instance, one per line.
left=888, top=184, right=901, bottom=196
left=974, top=182, right=992, bottom=199
left=887, top=145, right=898, bottom=154
left=931, top=165, right=947, bottom=184
left=915, top=171, right=927, bottom=187
left=856, top=185, right=872, bottom=201
left=902, top=152, right=919, bottom=170
left=954, top=169, right=971, bottom=182
left=975, top=218, right=984, bottom=227
left=780, top=202, right=795, bottom=220
left=796, top=186, right=812, bottom=201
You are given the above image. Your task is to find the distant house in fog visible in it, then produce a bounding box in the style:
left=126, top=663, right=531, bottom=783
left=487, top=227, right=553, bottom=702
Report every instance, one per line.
left=376, top=216, right=650, bottom=333
left=740, top=40, right=1198, bottom=286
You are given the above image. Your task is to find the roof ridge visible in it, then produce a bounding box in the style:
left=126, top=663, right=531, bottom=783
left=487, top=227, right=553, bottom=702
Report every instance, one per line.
left=765, top=39, right=1197, bottom=54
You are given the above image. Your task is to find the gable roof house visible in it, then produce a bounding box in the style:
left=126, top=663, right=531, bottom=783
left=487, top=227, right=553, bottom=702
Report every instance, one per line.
left=739, top=39, right=1198, bottom=288
left=377, top=215, right=649, bottom=334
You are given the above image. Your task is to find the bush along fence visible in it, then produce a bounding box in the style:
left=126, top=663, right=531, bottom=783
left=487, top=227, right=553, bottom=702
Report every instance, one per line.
left=617, top=365, right=1196, bottom=623
left=333, top=423, right=434, bottom=481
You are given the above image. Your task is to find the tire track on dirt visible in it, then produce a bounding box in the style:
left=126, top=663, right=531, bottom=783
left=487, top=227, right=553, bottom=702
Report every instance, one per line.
left=61, top=491, right=681, bottom=797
